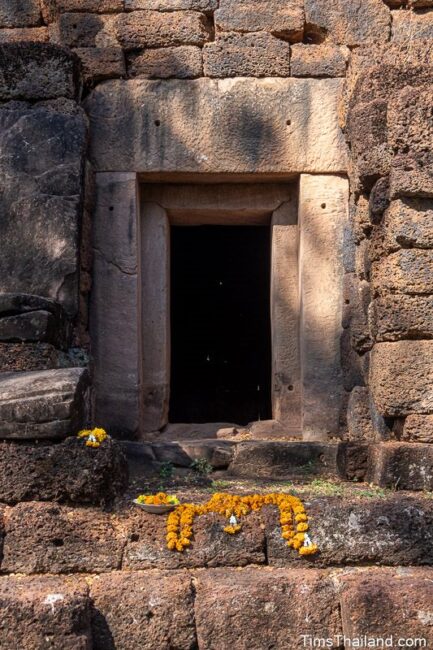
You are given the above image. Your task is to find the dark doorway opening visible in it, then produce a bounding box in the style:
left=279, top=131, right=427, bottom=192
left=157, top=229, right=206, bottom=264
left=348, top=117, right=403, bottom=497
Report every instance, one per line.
left=169, top=225, right=272, bottom=424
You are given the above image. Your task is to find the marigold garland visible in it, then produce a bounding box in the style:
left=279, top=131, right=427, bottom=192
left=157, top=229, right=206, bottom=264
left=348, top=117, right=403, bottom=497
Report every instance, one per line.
left=77, top=427, right=108, bottom=448
left=162, top=492, right=318, bottom=556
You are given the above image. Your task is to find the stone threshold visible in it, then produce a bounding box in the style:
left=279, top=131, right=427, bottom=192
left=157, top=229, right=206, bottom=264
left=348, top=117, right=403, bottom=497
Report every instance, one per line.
left=1, top=566, right=432, bottom=649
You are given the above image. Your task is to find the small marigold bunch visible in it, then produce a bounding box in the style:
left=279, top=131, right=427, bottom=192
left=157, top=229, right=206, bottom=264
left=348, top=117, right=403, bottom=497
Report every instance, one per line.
left=136, top=492, right=179, bottom=506
left=77, top=427, right=108, bottom=448
left=164, top=492, right=318, bottom=556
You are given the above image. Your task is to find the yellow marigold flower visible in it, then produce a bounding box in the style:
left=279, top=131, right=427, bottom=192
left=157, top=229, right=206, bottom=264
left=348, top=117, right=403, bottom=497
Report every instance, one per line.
left=299, top=544, right=318, bottom=556
left=167, top=540, right=176, bottom=550
left=297, top=523, right=309, bottom=532
left=295, top=513, right=307, bottom=522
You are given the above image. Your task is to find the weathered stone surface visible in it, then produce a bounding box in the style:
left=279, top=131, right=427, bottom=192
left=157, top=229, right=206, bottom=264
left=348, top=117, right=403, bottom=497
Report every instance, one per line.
left=371, top=341, right=433, bottom=416
left=0, top=368, right=89, bottom=440
left=152, top=439, right=235, bottom=468
left=383, top=198, right=433, bottom=252
left=75, top=47, right=125, bottom=84
left=266, top=496, right=433, bottom=566
left=0, top=43, right=79, bottom=100
left=215, top=0, right=303, bottom=42
left=369, top=176, right=390, bottom=223
left=337, top=441, right=370, bottom=481
left=342, top=274, right=372, bottom=354
left=228, top=441, right=339, bottom=479
left=91, top=571, right=197, bottom=650
left=195, top=568, right=341, bottom=648
left=0, top=99, right=87, bottom=317
left=85, top=78, right=347, bottom=174
left=116, top=10, right=211, bottom=49
left=372, top=250, right=433, bottom=296
left=403, top=414, right=433, bottom=442
left=0, top=342, right=65, bottom=372
left=346, top=387, right=376, bottom=441
left=203, top=32, right=291, bottom=77
left=368, top=442, right=433, bottom=489
left=128, top=45, right=202, bottom=78
left=0, top=576, right=91, bottom=650
left=392, top=8, right=433, bottom=40
left=291, top=43, right=348, bottom=77
left=305, top=0, right=391, bottom=46
left=0, top=437, right=128, bottom=504
left=122, top=508, right=265, bottom=569
left=125, top=0, right=217, bottom=10
left=339, top=568, right=433, bottom=647
left=0, top=294, right=69, bottom=348
left=2, top=502, right=125, bottom=573
left=49, top=13, right=118, bottom=48
left=0, top=0, right=41, bottom=28
left=0, top=26, right=48, bottom=42
left=43, top=0, right=123, bottom=19
left=370, top=295, right=433, bottom=341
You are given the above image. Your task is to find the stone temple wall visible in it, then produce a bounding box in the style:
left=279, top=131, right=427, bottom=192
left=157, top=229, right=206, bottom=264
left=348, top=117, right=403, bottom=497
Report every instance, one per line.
left=0, top=0, right=432, bottom=448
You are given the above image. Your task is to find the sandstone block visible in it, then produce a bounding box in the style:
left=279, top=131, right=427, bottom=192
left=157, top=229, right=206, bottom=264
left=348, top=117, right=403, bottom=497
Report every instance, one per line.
left=346, top=387, right=376, bottom=441
left=265, top=496, right=433, bottom=566
left=371, top=250, right=433, bottom=296
left=116, top=10, right=211, bottom=50
left=305, top=0, right=391, bottom=46
left=392, top=8, right=433, bottom=40
left=0, top=99, right=87, bottom=316
left=128, top=45, right=202, bottom=78
left=152, top=439, right=235, bottom=468
left=125, top=0, right=217, bottom=9
left=370, top=341, right=433, bottom=416
left=75, top=47, right=125, bottom=83
left=403, top=414, right=433, bottom=442
left=43, top=0, right=123, bottom=20
left=215, top=0, right=304, bottom=42
left=2, top=502, right=125, bottom=573
left=195, top=568, right=341, bottom=649
left=368, top=442, right=433, bottom=489
left=339, top=568, right=433, bottom=647
left=383, top=198, right=433, bottom=252
left=0, top=0, right=41, bottom=28
left=342, top=273, right=372, bottom=354
left=0, top=437, right=128, bottom=504
left=0, top=42, right=79, bottom=100
left=91, top=571, right=196, bottom=650
left=0, top=342, right=64, bottom=372
left=0, top=368, right=88, bottom=440
left=0, top=26, right=48, bottom=42
left=122, top=508, right=265, bottom=569
left=291, top=43, right=348, bottom=77
left=50, top=12, right=118, bottom=48
left=85, top=78, right=347, bottom=174
left=370, top=294, right=433, bottom=341
left=203, top=32, right=291, bottom=77
left=228, top=441, right=339, bottom=479
left=0, top=294, right=69, bottom=348
left=337, top=441, right=370, bottom=481
left=0, top=576, right=91, bottom=650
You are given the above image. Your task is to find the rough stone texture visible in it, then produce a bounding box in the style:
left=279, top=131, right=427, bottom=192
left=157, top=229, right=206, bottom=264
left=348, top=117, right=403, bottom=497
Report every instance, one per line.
left=125, top=0, right=217, bottom=10
left=299, top=175, right=348, bottom=437
left=43, top=0, right=123, bottom=19
left=342, top=273, right=372, bottom=354
left=84, top=78, right=347, bottom=174
left=0, top=99, right=87, bottom=318
left=305, top=0, right=391, bottom=46
left=90, top=173, right=141, bottom=438
left=383, top=198, right=433, bottom=252
left=392, top=8, right=433, bottom=40
left=2, top=502, right=125, bottom=573
left=215, top=0, right=304, bottom=42
left=116, top=10, right=211, bottom=50
left=75, top=47, right=125, bottom=84
left=0, top=368, right=89, bottom=440
left=403, top=414, right=433, bottom=443
left=0, top=294, right=69, bottom=348
left=0, top=576, right=91, bottom=650
left=291, top=43, right=348, bottom=77
left=370, top=294, right=433, bottom=341
left=0, top=26, right=48, bottom=42
left=372, top=250, right=433, bottom=296
left=0, top=342, right=65, bottom=372
left=203, top=32, right=291, bottom=78
left=368, top=442, right=433, bottom=490
left=265, top=496, right=433, bottom=567
left=337, top=441, right=370, bottom=481
left=152, top=439, right=235, bottom=468
left=228, top=441, right=339, bottom=479
left=0, top=437, right=128, bottom=505
left=0, top=0, right=41, bottom=28
left=195, top=568, right=341, bottom=649
left=122, top=508, right=265, bottom=569
left=371, top=341, right=433, bottom=417
left=0, top=43, right=79, bottom=100
left=49, top=13, right=118, bottom=48
left=128, top=45, right=202, bottom=78
left=346, top=386, right=376, bottom=441
left=339, top=568, right=433, bottom=647
left=91, top=571, right=197, bottom=650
